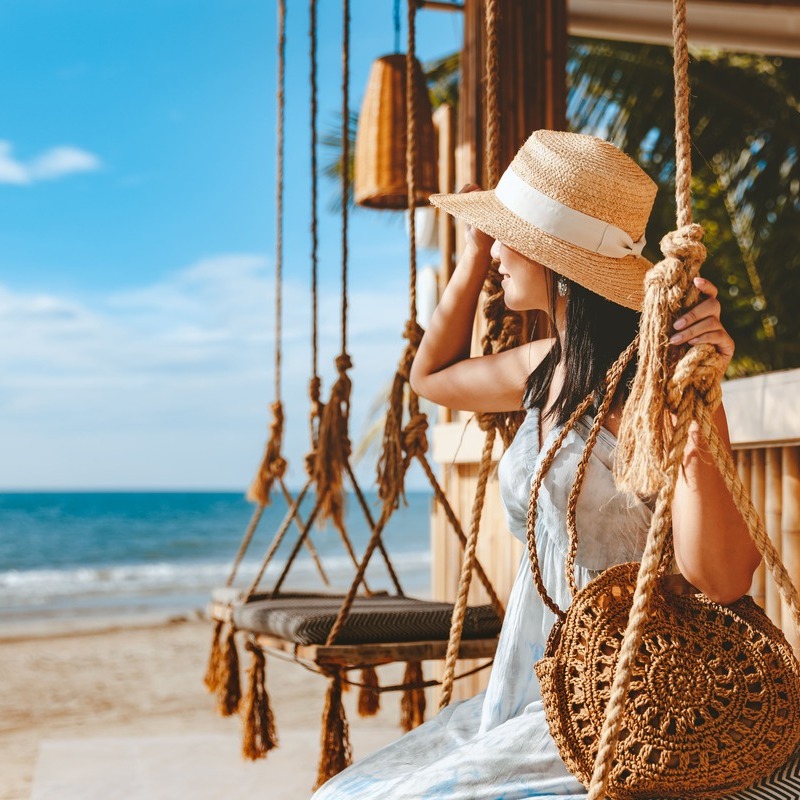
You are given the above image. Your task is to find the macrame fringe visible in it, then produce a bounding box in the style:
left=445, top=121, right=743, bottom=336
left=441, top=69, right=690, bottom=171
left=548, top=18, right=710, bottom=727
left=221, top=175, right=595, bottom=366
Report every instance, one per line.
left=400, top=661, right=426, bottom=732
left=376, top=321, right=423, bottom=511
left=242, top=641, right=278, bottom=760
left=203, top=619, right=224, bottom=693
left=357, top=666, right=381, bottom=717
left=314, top=669, right=353, bottom=790
left=247, top=400, right=288, bottom=505
left=312, top=355, right=352, bottom=528
left=614, top=224, right=707, bottom=497
left=215, top=624, right=242, bottom=717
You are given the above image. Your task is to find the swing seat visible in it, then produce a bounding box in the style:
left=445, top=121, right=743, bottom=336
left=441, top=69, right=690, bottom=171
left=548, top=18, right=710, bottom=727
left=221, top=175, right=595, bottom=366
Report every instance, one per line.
left=233, top=594, right=502, bottom=646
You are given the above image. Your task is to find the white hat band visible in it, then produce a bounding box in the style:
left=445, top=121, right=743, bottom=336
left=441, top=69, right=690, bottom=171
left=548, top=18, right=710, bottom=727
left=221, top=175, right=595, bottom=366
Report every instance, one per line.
left=494, top=167, right=646, bottom=259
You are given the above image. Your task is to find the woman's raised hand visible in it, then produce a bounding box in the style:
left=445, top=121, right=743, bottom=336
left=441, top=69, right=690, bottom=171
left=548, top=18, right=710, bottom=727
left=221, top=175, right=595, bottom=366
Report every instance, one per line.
left=459, top=184, right=495, bottom=258
left=669, top=275, right=735, bottom=374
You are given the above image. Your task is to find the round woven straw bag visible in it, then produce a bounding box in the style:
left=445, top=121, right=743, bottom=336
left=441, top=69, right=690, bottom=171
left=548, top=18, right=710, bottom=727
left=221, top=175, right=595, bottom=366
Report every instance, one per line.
left=534, top=565, right=800, bottom=799
left=525, top=352, right=800, bottom=799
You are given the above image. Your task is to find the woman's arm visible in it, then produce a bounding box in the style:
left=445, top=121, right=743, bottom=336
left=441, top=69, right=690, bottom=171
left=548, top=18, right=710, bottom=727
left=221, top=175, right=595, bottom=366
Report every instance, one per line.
left=409, top=188, right=550, bottom=413
left=668, top=276, right=761, bottom=604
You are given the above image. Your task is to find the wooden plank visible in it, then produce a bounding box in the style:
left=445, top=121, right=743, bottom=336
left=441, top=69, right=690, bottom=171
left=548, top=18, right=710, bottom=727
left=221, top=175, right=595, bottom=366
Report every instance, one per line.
left=765, top=448, right=783, bottom=626
left=724, top=368, right=800, bottom=448
left=569, top=0, right=800, bottom=58
left=255, top=634, right=498, bottom=668
left=781, top=447, right=800, bottom=652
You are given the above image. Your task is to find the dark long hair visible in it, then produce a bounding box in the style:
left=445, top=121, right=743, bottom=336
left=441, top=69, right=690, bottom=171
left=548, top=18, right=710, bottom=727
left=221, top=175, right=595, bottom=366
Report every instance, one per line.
left=524, top=273, right=639, bottom=425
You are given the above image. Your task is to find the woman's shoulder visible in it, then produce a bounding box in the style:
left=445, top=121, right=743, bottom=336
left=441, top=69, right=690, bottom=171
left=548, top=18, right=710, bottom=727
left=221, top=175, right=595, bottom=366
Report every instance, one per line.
left=527, top=337, right=557, bottom=373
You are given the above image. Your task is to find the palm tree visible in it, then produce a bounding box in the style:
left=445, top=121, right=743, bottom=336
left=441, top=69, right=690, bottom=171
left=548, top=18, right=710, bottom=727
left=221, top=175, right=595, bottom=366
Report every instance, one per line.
left=567, top=39, right=800, bottom=375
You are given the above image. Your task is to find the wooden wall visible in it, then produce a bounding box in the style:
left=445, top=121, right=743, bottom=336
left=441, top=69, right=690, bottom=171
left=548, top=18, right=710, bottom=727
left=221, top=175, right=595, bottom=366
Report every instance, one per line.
left=431, top=370, right=800, bottom=702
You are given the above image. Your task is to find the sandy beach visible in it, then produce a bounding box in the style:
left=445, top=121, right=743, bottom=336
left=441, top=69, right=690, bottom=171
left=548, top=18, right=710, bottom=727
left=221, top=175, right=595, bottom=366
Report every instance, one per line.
left=0, top=615, right=409, bottom=800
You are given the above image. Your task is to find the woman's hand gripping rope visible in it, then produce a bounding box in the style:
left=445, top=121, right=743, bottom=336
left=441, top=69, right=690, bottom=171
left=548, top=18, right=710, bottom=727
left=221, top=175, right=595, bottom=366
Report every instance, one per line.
left=668, top=276, right=734, bottom=376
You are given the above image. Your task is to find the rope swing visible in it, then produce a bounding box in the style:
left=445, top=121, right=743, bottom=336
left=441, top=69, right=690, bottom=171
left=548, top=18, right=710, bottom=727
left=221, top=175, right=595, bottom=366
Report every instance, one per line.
left=439, top=0, right=524, bottom=710
left=203, top=0, right=291, bottom=718
left=206, top=1, right=511, bottom=787
left=583, top=1, right=800, bottom=796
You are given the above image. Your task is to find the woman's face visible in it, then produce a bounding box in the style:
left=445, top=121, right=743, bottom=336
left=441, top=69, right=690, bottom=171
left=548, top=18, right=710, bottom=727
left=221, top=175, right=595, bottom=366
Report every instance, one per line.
left=490, top=240, right=551, bottom=312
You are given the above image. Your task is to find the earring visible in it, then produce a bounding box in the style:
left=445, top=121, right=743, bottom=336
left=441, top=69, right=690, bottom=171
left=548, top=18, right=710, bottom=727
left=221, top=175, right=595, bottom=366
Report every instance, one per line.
left=557, top=275, right=568, bottom=297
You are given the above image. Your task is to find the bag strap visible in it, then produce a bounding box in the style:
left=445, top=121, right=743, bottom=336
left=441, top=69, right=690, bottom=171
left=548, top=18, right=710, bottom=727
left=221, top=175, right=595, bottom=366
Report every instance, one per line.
left=524, top=338, right=638, bottom=618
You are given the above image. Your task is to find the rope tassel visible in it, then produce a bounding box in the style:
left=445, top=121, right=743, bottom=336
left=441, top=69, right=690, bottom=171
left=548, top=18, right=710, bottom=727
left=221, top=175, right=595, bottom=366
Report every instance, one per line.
left=377, top=322, right=423, bottom=511
left=247, top=401, right=288, bottom=505
left=242, top=640, right=278, bottom=760
left=314, top=669, right=353, bottom=790
left=203, top=619, right=224, bottom=693
left=357, top=666, right=381, bottom=717
left=312, top=355, right=353, bottom=528
left=215, top=623, right=242, bottom=717
left=614, top=224, right=707, bottom=497
left=400, top=661, right=426, bottom=732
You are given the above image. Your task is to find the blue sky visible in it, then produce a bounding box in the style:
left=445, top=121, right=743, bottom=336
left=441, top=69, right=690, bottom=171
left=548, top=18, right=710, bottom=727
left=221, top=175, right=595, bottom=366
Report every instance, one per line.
left=0, top=0, right=462, bottom=489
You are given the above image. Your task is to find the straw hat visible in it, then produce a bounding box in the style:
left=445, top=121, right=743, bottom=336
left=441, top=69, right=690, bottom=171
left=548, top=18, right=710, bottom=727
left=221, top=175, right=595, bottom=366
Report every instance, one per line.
left=429, top=130, right=658, bottom=310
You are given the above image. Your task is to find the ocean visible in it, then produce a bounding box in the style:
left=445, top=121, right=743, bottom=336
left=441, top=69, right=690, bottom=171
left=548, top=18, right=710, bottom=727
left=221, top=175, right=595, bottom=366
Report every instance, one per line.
left=0, top=490, right=433, bottom=626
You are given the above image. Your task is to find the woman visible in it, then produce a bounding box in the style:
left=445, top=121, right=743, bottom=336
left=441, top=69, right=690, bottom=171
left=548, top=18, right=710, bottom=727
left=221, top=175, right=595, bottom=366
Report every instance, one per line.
left=312, top=131, right=787, bottom=799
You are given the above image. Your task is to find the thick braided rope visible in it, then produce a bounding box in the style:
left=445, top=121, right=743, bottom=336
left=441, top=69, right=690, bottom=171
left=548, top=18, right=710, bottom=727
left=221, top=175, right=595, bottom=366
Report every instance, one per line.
left=245, top=0, right=288, bottom=508
left=340, top=0, right=350, bottom=358
left=586, top=5, right=701, bottom=791
left=476, top=0, right=523, bottom=445
left=243, top=479, right=314, bottom=601
left=279, top=477, right=327, bottom=582
left=310, top=0, right=352, bottom=528
left=226, top=0, right=288, bottom=586
left=484, top=0, right=500, bottom=189
left=586, top=387, right=695, bottom=800
left=564, top=340, right=638, bottom=597
left=406, top=0, right=417, bottom=321
left=307, top=0, right=321, bottom=453
left=438, top=0, right=520, bottom=710
left=275, top=0, right=285, bottom=404
left=270, top=501, right=327, bottom=597
left=614, top=224, right=706, bottom=496
left=226, top=504, right=266, bottom=588
left=228, top=476, right=326, bottom=590
left=324, top=501, right=396, bottom=646
left=343, top=459, right=404, bottom=596
left=375, top=0, right=423, bottom=511
left=439, top=428, right=497, bottom=709
left=376, top=320, right=423, bottom=511
left=696, top=410, right=800, bottom=632
left=672, top=0, right=692, bottom=229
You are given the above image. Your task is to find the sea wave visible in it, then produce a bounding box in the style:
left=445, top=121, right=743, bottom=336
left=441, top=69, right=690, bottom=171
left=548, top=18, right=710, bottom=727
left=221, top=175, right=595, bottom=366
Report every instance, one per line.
left=0, top=550, right=432, bottom=609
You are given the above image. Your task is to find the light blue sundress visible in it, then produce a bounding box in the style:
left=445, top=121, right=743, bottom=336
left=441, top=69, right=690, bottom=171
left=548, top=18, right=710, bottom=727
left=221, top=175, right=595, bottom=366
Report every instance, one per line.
left=311, top=407, right=800, bottom=800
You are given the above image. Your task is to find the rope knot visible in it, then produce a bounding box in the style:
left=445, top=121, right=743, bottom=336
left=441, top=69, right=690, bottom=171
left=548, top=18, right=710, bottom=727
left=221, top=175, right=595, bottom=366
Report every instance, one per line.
left=308, top=375, right=322, bottom=405
left=615, top=220, right=709, bottom=497
left=403, top=319, right=424, bottom=348
left=666, top=344, right=724, bottom=414
left=247, top=401, right=288, bottom=505
left=335, top=353, right=353, bottom=375
left=659, top=223, right=706, bottom=264
left=403, top=412, right=428, bottom=460
left=304, top=449, right=318, bottom=478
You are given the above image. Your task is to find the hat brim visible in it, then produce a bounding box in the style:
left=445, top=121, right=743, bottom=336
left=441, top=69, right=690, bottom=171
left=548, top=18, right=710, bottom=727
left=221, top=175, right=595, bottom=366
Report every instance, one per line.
left=430, top=189, right=651, bottom=311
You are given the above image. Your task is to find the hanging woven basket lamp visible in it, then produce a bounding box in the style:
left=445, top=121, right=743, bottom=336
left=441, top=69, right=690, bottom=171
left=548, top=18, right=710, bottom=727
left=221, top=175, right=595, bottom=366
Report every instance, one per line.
left=354, top=53, right=438, bottom=209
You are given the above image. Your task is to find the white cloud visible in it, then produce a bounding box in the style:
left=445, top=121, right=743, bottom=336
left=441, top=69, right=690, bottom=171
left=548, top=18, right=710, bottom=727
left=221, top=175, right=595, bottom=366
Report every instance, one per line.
left=29, top=146, right=101, bottom=180
left=0, top=140, right=101, bottom=185
left=0, top=254, right=416, bottom=490
left=0, top=142, right=29, bottom=184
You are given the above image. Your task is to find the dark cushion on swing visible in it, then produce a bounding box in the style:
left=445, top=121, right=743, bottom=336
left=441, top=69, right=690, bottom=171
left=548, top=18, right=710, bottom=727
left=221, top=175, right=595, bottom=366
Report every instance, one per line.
left=232, top=594, right=502, bottom=646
